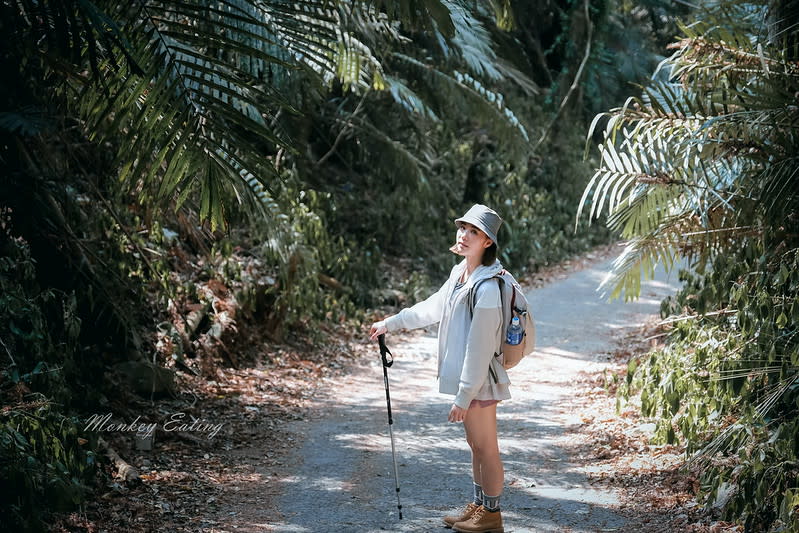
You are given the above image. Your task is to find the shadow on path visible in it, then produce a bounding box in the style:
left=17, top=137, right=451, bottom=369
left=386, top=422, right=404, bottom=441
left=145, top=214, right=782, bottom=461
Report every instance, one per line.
left=256, top=256, right=684, bottom=533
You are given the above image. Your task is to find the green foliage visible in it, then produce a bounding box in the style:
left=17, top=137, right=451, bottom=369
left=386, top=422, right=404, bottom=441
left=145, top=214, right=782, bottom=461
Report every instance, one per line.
left=252, top=172, right=381, bottom=331
left=580, top=1, right=799, bottom=301
left=1, top=0, right=666, bottom=342
left=0, top=226, right=80, bottom=408
left=0, top=406, right=96, bottom=533
left=490, top=130, right=614, bottom=271
left=622, top=244, right=799, bottom=530
left=0, top=232, right=97, bottom=531
left=592, top=1, right=799, bottom=528
left=584, top=0, right=691, bottom=118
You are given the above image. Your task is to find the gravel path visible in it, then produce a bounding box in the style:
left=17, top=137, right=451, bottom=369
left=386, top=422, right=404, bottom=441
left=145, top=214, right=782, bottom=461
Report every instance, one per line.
left=270, top=256, right=682, bottom=532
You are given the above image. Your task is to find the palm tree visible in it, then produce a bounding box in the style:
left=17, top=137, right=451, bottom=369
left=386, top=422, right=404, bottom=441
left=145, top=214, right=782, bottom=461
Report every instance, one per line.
left=578, top=0, right=798, bottom=301
left=578, top=0, right=799, bottom=527
left=2, top=0, right=531, bottom=226
left=0, top=1, right=537, bottom=528
left=1, top=0, right=537, bottom=330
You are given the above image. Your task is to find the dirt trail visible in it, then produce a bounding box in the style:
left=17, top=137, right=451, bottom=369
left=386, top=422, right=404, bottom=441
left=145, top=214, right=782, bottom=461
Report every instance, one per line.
left=262, top=255, right=682, bottom=532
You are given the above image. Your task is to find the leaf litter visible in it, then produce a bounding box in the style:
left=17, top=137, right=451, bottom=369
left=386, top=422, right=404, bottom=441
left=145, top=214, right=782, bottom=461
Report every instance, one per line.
left=561, top=318, right=744, bottom=533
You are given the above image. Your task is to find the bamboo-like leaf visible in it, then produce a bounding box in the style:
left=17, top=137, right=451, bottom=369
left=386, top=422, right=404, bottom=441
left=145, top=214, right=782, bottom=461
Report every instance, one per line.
left=579, top=2, right=799, bottom=301
left=385, top=75, right=440, bottom=120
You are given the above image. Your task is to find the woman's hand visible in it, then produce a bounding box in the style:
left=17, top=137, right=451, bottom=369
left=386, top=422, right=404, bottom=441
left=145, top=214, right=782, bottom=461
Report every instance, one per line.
left=369, top=320, right=387, bottom=340
left=448, top=404, right=467, bottom=423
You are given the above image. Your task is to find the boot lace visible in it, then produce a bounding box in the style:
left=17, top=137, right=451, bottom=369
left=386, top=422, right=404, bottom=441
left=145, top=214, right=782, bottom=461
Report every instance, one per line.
left=469, top=506, right=486, bottom=523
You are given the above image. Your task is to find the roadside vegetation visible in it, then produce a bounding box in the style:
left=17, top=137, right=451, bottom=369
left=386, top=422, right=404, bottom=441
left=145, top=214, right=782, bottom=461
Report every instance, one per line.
left=579, top=1, right=799, bottom=530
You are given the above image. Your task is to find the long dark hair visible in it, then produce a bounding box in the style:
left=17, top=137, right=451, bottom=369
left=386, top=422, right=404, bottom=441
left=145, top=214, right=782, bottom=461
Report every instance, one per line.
left=482, top=242, right=497, bottom=266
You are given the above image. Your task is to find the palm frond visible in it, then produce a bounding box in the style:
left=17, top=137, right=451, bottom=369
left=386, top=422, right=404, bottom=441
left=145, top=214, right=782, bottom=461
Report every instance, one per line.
left=7, top=0, right=537, bottom=242
left=6, top=0, right=142, bottom=78
left=442, top=0, right=503, bottom=80
left=368, top=0, right=456, bottom=36
left=385, top=74, right=440, bottom=120
left=66, top=0, right=408, bottom=232
left=0, top=106, right=53, bottom=136
left=600, top=235, right=679, bottom=301
left=689, top=371, right=799, bottom=469
left=390, top=53, right=529, bottom=146
left=580, top=2, right=799, bottom=300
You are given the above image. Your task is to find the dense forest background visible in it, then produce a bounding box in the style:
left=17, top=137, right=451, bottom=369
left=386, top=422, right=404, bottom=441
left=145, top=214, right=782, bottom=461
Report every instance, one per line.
left=1, top=0, right=797, bottom=531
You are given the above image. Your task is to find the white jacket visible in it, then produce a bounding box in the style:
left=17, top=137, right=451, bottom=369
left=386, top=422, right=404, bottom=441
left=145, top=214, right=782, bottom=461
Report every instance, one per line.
left=385, top=259, right=511, bottom=409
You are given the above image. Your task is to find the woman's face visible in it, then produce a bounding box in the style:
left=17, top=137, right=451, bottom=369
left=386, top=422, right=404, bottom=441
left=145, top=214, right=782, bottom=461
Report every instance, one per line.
left=454, top=222, right=493, bottom=259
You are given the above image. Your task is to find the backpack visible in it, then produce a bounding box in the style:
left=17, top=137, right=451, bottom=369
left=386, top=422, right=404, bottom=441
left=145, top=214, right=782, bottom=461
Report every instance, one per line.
left=469, top=270, right=536, bottom=370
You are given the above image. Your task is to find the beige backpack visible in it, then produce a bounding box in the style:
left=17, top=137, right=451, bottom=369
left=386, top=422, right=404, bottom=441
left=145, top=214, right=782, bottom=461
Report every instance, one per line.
left=469, top=270, right=536, bottom=369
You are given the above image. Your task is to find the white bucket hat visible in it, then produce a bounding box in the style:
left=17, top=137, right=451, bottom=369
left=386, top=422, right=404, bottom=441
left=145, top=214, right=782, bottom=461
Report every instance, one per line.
left=455, top=204, right=503, bottom=244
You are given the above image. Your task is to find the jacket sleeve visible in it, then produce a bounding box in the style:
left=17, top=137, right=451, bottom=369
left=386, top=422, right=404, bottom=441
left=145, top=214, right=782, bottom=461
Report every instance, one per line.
left=454, top=281, right=502, bottom=409
left=384, top=278, right=449, bottom=332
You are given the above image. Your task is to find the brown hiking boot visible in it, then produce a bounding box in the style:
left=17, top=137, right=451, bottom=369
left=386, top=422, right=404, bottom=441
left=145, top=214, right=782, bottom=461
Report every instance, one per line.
left=453, top=505, right=504, bottom=533
left=443, top=502, right=480, bottom=528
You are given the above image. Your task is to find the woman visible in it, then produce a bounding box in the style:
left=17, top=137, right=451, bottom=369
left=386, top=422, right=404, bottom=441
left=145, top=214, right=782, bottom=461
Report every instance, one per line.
left=369, top=204, right=510, bottom=533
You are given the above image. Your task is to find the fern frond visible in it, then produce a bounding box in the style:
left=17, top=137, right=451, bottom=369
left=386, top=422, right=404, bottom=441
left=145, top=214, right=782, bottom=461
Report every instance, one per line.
left=385, top=75, right=440, bottom=120
left=443, top=0, right=503, bottom=80
left=391, top=53, right=529, bottom=147
left=600, top=235, right=679, bottom=302
left=0, top=106, right=53, bottom=136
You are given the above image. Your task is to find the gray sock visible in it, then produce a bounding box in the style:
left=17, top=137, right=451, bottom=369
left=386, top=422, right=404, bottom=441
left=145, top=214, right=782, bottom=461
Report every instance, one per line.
left=484, top=493, right=500, bottom=512
left=472, top=482, right=483, bottom=505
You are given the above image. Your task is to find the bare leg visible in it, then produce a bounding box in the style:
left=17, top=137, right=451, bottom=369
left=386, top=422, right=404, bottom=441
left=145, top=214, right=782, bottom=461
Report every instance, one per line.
left=463, top=403, right=503, bottom=497
left=472, top=452, right=481, bottom=486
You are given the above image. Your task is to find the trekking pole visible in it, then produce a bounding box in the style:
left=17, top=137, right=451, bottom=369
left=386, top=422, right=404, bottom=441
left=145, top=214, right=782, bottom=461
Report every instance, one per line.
left=377, top=334, right=403, bottom=520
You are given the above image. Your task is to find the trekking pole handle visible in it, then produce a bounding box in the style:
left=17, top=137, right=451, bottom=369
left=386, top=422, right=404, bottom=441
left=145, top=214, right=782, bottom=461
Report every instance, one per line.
left=378, top=334, right=393, bottom=368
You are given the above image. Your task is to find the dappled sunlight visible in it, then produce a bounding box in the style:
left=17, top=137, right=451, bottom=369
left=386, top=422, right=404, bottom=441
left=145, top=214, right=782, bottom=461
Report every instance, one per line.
left=533, top=345, right=586, bottom=360
left=277, top=474, right=355, bottom=493
left=265, top=254, right=684, bottom=532
left=527, top=484, right=621, bottom=506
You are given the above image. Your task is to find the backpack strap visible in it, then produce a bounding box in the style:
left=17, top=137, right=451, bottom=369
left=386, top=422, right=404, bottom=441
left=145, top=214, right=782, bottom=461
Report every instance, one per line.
left=468, top=276, right=504, bottom=319
left=509, top=281, right=516, bottom=312
left=468, top=275, right=507, bottom=384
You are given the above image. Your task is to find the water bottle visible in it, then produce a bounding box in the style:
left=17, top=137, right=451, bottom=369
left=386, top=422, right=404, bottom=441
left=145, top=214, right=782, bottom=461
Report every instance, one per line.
left=506, top=316, right=524, bottom=346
